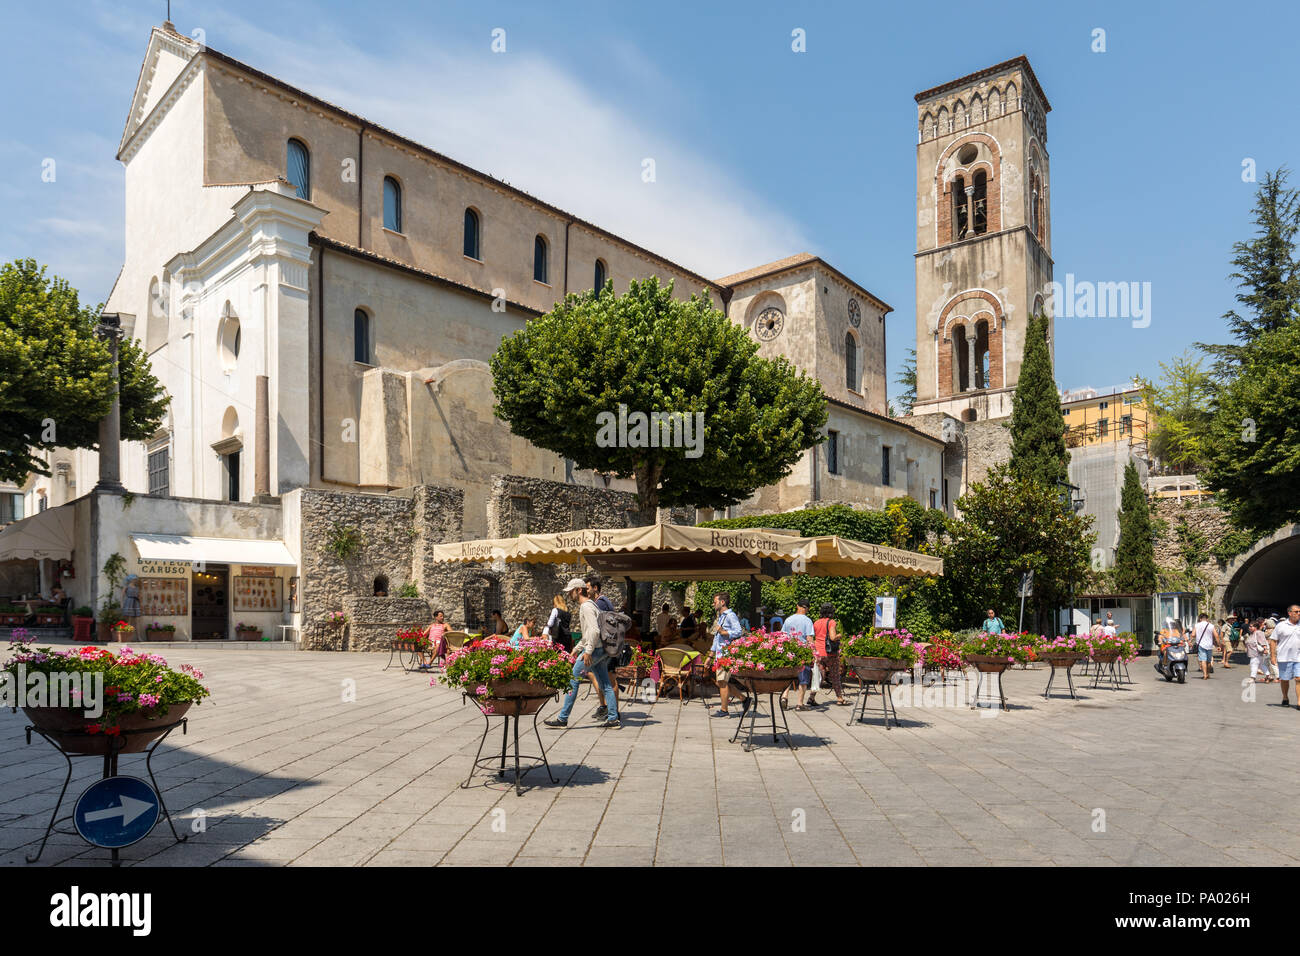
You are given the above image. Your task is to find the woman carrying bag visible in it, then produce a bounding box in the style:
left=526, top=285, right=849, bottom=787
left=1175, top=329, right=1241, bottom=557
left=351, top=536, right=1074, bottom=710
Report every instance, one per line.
left=812, top=603, right=849, bottom=706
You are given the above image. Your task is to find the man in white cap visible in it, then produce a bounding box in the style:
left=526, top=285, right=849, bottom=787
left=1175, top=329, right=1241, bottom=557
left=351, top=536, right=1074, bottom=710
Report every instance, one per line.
left=545, top=578, right=620, bottom=729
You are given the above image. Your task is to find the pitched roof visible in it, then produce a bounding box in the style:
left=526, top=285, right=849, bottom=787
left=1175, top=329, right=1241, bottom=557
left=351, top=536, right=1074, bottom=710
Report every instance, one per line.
left=716, top=254, right=892, bottom=315
left=914, top=55, right=1051, bottom=113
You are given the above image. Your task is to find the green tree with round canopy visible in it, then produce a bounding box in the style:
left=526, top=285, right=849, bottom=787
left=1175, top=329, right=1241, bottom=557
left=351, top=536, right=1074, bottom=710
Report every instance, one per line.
left=0, top=259, right=168, bottom=485
left=490, top=277, right=828, bottom=523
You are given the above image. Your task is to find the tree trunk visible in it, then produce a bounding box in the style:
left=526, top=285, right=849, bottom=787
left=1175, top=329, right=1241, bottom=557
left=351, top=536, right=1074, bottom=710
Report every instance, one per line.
left=633, top=461, right=664, bottom=526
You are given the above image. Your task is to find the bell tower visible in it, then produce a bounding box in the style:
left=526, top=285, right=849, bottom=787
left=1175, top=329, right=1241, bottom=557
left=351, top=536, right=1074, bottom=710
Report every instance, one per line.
left=912, top=56, right=1053, bottom=422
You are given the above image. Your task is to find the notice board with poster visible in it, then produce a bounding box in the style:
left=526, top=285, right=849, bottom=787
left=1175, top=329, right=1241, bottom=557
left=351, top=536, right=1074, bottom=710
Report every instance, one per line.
left=233, top=575, right=283, bottom=612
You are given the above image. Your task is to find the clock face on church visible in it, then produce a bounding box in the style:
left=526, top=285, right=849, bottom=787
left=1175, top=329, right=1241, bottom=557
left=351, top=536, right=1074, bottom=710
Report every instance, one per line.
left=755, top=307, right=784, bottom=341
left=848, top=298, right=861, bottom=328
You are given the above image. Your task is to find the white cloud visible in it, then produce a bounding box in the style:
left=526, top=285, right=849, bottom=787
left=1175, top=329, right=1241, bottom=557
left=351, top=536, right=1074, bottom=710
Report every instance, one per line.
left=196, top=10, right=810, bottom=279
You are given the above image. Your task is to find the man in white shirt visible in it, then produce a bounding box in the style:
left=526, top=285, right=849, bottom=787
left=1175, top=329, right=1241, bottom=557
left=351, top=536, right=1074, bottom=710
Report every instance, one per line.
left=1271, top=604, right=1300, bottom=708
left=780, top=599, right=815, bottom=711
left=1192, top=613, right=1217, bottom=680
left=545, top=578, right=620, bottom=729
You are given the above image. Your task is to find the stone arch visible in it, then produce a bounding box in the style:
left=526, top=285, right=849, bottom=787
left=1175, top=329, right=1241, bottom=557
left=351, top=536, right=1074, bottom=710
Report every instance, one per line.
left=1006, top=80, right=1019, bottom=110
left=935, top=132, right=1003, bottom=243
left=1219, top=524, right=1300, bottom=615
left=937, top=292, right=1005, bottom=398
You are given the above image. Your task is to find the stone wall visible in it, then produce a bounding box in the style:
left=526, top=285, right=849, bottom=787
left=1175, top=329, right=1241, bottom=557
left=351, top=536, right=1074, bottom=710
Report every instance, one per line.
left=339, top=596, right=431, bottom=652
left=1151, top=496, right=1235, bottom=609
left=297, top=488, right=419, bottom=649
left=295, top=475, right=695, bottom=647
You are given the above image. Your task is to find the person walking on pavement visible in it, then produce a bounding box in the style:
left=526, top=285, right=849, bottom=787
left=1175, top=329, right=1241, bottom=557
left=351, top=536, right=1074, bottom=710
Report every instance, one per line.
left=813, top=603, right=849, bottom=706
left=545, top=578, right=620, bottom=730
left=982, top=609, right=1004, bottom=634
left=1271, top=604, right=1300, bottom=709
left=1193, top=613, right=1217, bottom=680
left=709, top=592, right=747, bottom=718
left=780, top=599, right=816, bottom=711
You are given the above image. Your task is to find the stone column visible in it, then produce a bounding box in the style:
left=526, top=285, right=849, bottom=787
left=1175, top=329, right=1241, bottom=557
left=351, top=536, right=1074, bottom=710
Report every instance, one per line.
left=255, top=374, right=270, bottom=496
left=966, top=332, right=977, bottom=393
left=93, top=314, right=125, bottom=494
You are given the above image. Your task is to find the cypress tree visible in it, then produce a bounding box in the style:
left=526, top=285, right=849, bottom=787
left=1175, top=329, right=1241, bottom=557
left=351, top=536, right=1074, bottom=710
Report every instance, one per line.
left=1008, top=311, right=1069, bottom=488
left=1113, top=460, right=1157, bottom=592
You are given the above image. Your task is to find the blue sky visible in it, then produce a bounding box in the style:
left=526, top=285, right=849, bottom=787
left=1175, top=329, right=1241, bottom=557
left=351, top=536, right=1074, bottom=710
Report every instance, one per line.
left=2, top=0, right=1297, bottom=405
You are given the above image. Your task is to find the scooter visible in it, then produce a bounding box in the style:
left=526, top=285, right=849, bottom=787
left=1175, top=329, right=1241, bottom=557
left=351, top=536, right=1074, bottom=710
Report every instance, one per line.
left=1155, top=641, right=1188, bottom=683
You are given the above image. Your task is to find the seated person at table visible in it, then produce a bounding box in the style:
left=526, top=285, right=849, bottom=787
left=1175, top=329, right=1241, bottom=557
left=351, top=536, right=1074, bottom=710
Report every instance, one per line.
left=510, top=614, right=538, bottom=647
left=490, top=609, right=509, bottom=636
left=655, top=603, right=677, bottom=643
left=425, top=609, right=449, bottom=667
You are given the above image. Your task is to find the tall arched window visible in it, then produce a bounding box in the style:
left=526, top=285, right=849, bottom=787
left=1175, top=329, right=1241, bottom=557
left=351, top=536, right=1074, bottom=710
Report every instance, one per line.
left=286, top=138, right=311, bottom=200
left=463, top=208, right=480, bottom=259
left=953, top=175, right=968, bottom=240
left=594, top=259, right=607, bottom=292
left=354, top=308, right=371, bottom=364
left=383, top=176, right=402, bottom=232
left=1030, top=173, right=1040, bottom=238
left=845, top=333, right=858, bottom=391
left=972, top=170, right=988, bottom=236
left=533, top=235, right=548, bottom=283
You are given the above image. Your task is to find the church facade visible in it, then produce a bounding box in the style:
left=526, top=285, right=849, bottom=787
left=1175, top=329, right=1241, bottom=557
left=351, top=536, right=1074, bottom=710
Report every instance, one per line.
left=8, top=28, right=1062, bottom=639
left=29, top=24, right=950, bottom=534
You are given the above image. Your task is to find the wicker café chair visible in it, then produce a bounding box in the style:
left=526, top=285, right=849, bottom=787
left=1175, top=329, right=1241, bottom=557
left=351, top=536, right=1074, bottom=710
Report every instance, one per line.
left=443, top=631, right=473, bottom=655
left=656, top=645, right=700, bottom=704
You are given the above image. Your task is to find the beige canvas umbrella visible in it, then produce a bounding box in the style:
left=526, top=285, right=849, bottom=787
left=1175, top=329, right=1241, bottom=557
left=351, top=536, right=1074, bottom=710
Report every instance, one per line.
left=431, top=522, right=941, bottom=581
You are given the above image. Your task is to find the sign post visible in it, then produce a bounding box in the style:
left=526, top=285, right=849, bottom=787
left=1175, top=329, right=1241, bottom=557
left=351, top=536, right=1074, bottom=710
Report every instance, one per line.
left=74, top=776, right=161, bottom=864
left=1017, top=571, right=1033, bottom=633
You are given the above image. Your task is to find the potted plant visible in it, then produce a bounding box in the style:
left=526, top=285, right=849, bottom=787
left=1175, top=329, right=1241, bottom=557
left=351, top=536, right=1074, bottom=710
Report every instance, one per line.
left=843, top=629, right=920, bottom=683
left=145, top=621, right=176, bottom=642
left=110, top=619, right=135, bottom=641
left=714, top=629, right=815, bottom=693
left=921, top=637, right=964, bottom=681
left=235, top=622, right=263, bottom=641
left=327, top=610, right=348, bottom=627
left=34, top=606, right=64, bottom=626
left=96, top=602, right=122, bottom=642
left=438, top=635, right=573, bottom=715
left=959, top=631, right=1040, bottom=673
left=1038, top=634, right=1090, bottom=667
left=1088, top=630, right=1138, bottom=664
left=4, top=642, right=210, bottom=755
left=0, top=605, right=24, bottom=627
left=71, top=606, right=94, bottom=643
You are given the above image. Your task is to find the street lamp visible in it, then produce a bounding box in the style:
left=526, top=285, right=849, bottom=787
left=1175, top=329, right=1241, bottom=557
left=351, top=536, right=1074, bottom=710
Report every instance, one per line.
left=1055, top=479, right=1085, bottom=634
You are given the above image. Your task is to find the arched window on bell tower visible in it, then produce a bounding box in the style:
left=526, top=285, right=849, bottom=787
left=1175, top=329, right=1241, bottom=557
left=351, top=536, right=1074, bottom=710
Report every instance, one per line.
left=953, top=175, right=968, bottom=240
left=972, top=170, right=988, bottom=236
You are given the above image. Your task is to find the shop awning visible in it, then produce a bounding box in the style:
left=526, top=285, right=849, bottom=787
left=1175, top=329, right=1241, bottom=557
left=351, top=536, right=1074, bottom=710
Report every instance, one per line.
left=130, top=534, right=297, bottom=567
left=0, top=505, right=75, bottom=561
left=430, top=522, right=942, bottom=582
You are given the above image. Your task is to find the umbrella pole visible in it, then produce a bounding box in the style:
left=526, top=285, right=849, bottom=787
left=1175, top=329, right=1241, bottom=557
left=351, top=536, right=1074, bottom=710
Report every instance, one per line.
left=750, top=576, right=762, bottom=630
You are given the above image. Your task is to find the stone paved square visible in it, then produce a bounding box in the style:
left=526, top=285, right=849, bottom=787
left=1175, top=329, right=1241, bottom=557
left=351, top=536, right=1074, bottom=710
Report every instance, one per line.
left=3, top=647, right=1295, bottom=867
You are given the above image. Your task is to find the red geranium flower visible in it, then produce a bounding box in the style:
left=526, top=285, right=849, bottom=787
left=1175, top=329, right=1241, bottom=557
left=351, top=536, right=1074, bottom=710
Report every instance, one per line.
left=84, top=724, right=101, bottom=734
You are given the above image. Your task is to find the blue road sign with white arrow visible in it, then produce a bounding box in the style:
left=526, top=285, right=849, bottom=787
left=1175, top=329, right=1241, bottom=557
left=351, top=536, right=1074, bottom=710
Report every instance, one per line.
left=73, top=776, right=160, bottom=849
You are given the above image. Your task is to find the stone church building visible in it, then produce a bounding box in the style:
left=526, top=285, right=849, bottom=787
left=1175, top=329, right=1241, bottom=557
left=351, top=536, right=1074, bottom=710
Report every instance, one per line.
left=10, top=27, right=1055, bottom=640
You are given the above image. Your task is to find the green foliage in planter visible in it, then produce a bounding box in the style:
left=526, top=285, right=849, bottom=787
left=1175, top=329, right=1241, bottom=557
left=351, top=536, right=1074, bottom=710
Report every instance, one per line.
left=97, top=603, right=123, bottom=624
left=396, top=582, right=420, bottom=598
left=439, top=636, right=574, bottom=694
left=3, top=642, right=209, bottom=731
left=841, top=629, right=920, bottom=665
left=324, top=522, right=364, bottom=561
left=72, top=606, right=94, bottom=618
left=959, top=631, right=1040, bottom=664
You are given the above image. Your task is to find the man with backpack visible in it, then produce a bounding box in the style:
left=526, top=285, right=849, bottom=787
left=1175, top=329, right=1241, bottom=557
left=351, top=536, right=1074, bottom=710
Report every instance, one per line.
left=545, top=577, right=622, bottom=729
